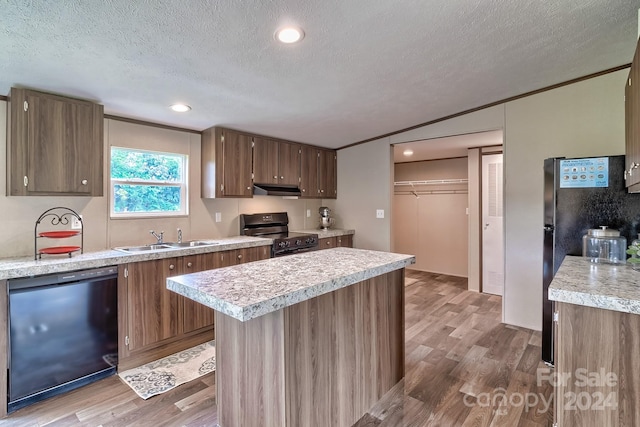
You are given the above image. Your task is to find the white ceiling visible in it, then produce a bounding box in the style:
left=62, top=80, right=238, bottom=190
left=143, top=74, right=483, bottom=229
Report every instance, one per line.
left=1, top=1, right=638, bottom=149
left=393, top=130, right=503, bottom=163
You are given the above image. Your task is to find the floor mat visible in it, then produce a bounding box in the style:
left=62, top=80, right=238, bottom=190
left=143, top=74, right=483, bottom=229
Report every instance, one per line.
left=118, top=340, right=215, bottom=400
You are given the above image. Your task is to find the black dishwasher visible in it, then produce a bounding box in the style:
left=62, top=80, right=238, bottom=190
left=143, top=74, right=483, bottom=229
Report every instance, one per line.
left=8, top=266, right=118, bottom=412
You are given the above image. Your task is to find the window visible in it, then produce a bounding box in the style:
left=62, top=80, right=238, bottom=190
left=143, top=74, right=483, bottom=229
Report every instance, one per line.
left=110, top=147, right=188, bottom=217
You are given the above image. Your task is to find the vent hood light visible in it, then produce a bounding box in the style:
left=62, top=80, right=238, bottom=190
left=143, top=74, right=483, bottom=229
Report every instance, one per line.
left=403, top=149, right=414, bottom=156
left=170, top=104, right=191, bottom=112
left=275, top=26, right=304, bottom=44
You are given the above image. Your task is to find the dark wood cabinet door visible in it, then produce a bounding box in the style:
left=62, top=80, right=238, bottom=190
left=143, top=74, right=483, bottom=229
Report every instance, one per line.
left=127, top=258, right=181, bottom=351
left=318, top=237, right=336, bottom=249
left=9, top=88, right=103, bottom=196
left=626, top=39, right=640, bottom=189
left=278, top=141, right=301, bottom=186
left=222, top=130, right=253, bottom=197
left=181, top=254, right=218, bottom=334
left=300, top=146, right=320, bottom=198
left=319, top=149, right=337, bottom=198
left=336, top=235, right=352, bottom=247
left=253, top=137, right=279, bottom=184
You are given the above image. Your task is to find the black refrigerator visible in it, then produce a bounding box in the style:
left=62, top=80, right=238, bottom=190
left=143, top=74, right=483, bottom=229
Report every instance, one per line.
left=543, top=155, right=640, bottom=365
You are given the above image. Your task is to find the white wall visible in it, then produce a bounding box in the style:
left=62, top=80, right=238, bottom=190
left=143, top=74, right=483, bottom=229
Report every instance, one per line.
left=0, top=109, right=323, bottom=258
left=334, top=69, right=627, bottom=330
left=326, top=138, right=393, bottom=251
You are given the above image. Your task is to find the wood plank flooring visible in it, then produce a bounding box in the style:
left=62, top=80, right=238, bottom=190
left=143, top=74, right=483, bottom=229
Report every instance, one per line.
left=3, top=269, right=553, bottom=427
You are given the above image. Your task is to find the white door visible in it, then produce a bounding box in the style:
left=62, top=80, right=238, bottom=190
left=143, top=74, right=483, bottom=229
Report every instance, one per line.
left=482, top=154, right=504, bottom=295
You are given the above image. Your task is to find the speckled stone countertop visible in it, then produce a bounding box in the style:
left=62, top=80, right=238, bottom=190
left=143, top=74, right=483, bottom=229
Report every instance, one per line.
left=0, top=236, right=271, bottom=280
left=549, top=256, right=640, bottom=314
left=293, top=228, right=355, bottom=238
left=167, top=247, right=415, bottom=322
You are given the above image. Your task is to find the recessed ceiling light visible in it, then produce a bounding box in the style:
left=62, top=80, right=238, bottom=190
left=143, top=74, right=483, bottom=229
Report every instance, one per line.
left=275, top=26, right=305, bottom=44
left=403, top=149, right=414, bottom=156
left=170, top=103, right=191, bottom=112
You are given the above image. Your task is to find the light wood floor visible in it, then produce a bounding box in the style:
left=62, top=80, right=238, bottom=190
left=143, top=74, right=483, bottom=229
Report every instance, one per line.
left=4, top=269, right=553, bottom=427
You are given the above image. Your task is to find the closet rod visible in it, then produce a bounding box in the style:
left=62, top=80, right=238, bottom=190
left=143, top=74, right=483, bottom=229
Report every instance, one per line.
left=395, top=190, right=468, bottom=195
left=394, top=179, right=468, bottom=186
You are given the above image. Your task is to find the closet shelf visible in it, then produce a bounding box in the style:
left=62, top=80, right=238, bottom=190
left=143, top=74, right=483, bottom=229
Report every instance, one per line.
left=394, top=179, right=468, bottom=186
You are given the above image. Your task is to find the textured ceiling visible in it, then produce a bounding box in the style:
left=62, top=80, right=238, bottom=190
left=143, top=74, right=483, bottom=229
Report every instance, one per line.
left=1, top=1, right=638, bottom=148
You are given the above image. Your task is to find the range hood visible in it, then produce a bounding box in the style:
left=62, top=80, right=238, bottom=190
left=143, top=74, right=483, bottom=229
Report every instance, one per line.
left=253, top=183, right=302, bottom=197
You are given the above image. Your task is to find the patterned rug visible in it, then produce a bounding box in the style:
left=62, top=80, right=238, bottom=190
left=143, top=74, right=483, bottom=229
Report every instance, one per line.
left=118, top=340, right=215, bottom=400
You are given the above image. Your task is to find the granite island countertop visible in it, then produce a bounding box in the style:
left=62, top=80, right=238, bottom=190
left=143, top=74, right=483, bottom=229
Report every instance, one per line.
left=0, top=236, right=272, bottom=280
left=549, top=255, right=640, bottom=314
left=167, top=247, right=415, bottom=321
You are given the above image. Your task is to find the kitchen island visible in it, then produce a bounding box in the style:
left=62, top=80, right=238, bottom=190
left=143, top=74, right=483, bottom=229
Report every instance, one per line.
left=167, top=247, right=415, bottom=427
left=549, top=256, right=640, bottom=427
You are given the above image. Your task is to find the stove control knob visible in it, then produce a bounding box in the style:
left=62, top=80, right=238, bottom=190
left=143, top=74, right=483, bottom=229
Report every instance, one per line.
left=278, top=242, right=287, bottom=248
left=286, top=241, right=291, bottom=247
left=295, top=239, right=302, bottom=245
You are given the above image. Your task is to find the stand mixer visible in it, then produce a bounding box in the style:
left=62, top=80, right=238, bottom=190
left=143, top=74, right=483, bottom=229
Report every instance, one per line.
left=319, top=206, right=334, bottom=229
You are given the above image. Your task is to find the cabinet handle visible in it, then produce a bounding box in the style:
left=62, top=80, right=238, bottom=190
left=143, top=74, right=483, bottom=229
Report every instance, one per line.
left=169, top=264, right=175, bottom=270
left=320, top=189, right=324, bottom=193
left=302, top=189, right=306, bottom=192
left=280, top=176, right=284, bottom=179
left=237, top=254, right=243, bottom=260
left=326, top=241, right=331, bottom=245
left=81, top=179, right=88, bottom=185
left=247, top=186, right=251, bottom=190
left=273, top=175, right=278, bottom=179
left=187, top=262, right=193, bottom=268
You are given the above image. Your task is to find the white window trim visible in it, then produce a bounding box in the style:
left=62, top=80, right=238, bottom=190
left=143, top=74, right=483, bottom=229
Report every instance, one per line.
left=109, top=147, right=189, bottom=219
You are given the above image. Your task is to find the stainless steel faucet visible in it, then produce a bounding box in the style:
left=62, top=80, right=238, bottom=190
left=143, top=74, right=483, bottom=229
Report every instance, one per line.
left=149, top=230, right=164, bottom=244
left=177, top=228, right=182, bottom=243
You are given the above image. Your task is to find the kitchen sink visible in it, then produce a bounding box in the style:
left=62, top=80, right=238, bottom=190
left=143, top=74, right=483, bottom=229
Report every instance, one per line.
left=166, top=241, right=217, bottom=248
left=113, top=244, right=173, bottom=252
left=113, top=241, right=219, bottom=253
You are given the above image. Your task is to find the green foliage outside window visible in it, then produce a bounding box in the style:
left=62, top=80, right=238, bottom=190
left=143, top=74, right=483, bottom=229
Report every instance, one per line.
left=111, top=148, right=186, bottom=215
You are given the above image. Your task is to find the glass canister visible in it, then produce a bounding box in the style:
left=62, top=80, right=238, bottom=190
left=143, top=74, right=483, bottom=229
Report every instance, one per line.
left=582, top=226, right=627, bottom=264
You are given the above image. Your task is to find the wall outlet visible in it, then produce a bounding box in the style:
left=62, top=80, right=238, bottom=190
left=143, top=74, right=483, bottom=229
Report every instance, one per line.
left=215, top=212, right=222, bottom=223
left=376, top=209, right=385, bottom=219
left=71, top=215, right=83, bottom=229
left=306, top=209, right=311, bottom=218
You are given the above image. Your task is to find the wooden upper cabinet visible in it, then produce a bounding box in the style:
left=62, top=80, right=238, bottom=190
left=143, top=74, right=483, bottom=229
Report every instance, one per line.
left=253, top=138, right=301, bottom=187
left=278, top=141, right=302, bottom=186
left=627, top=38, right=640, bottom=191
left=201, top=127, right=253, bottom=198
left=7, top=88, right=103, bottom=196
left=319, top=149, right=337, bottom=198
left=300, top=146, right=320, bottom=197
left=300, top=146, right=337, bottom=199
left=253, top=137, right=279, bottom=184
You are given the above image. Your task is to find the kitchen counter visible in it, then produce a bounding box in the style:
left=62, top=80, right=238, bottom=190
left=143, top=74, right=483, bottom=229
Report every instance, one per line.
left=550, top=256, right=640, bottom=426
left=548, top=255, right=640, bottom=314
left=0, top=236, right=272, bottom=280
left=167, top=247, right=414, bottom=321
left=293, top=228, right=355, bottom=238
left=169, top=247, right=413, bottom=427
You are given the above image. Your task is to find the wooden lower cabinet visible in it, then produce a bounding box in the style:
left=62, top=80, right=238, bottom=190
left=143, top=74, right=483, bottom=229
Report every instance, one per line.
left=318, top=235, right=353, bottom=250
left=119, top=246, right=270, bottom=369
left=555, top=302, right=640, bottom=426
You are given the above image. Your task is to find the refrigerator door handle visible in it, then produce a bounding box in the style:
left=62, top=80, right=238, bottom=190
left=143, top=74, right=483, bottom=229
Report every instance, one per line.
left=543, top=224, right=554, bottom=232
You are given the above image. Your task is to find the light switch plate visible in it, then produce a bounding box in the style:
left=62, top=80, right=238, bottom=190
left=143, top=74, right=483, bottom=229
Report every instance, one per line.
left=71, top=215, right=83, bottom=229
left=376, top=209, right=384, bottom=219
left=306, top=209, right=311, bottom=218
left=215, top=212, right=222, bottom=223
